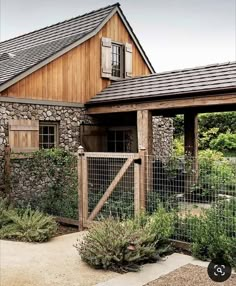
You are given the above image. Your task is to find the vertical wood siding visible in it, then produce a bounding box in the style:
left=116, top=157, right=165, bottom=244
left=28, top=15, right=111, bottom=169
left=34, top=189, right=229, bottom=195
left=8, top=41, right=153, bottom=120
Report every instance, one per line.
left=1, top=13, right=151, bottom=103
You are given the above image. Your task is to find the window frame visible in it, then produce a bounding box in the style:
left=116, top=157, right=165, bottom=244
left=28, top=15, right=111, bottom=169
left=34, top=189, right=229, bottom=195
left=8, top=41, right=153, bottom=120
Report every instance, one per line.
left=107, top=126, right=137, bottom=153
left=110, top=41, right=124, bottom=80
left=39, top=122, right=59, bottom=149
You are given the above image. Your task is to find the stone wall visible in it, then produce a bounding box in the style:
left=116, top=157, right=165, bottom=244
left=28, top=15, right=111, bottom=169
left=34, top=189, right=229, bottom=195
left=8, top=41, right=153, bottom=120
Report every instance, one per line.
left=153, top=116, right=174, bottom=159
left=0, top=101, right=92, bottom=186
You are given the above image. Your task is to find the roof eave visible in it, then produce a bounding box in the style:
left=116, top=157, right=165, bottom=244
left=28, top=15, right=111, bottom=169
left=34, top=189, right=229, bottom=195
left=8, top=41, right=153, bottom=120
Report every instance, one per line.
left=86, top=86, right=236, bottom=106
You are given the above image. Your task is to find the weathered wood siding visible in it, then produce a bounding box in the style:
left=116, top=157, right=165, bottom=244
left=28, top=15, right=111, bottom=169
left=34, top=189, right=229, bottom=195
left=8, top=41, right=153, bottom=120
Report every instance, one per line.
left=1, top=13, right=151, bottom=103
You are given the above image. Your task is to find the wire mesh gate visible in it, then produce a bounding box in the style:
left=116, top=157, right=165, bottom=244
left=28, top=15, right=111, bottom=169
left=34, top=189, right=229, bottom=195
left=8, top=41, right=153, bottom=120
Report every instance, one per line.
left=78, top=148, right=146, bottom=229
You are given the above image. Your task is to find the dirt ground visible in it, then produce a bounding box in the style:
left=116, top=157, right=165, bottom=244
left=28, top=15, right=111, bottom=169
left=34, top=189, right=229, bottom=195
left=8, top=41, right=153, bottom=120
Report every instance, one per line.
left=145, top=264, right=236, bottom=286
left=0, top=232, right=120, bottom=286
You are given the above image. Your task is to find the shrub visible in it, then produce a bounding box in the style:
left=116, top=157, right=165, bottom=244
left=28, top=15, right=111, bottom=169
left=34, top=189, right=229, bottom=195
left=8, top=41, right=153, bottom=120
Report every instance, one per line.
left=192, top=150, right=236, bottom=198
left=199, top=127, right=219, bottom=150
left=173, top=136, right=184, bottom=156
left=191, top=206, right=236, bottom=268
left=0, top=198, right=12, bottom=228
left=75, top=208, right=174, bottom=273
left=177, top=199, right=236, bottom=268
left=0, top=206, right=57, bottom=242
left=210, top=133, right=236, bottom=152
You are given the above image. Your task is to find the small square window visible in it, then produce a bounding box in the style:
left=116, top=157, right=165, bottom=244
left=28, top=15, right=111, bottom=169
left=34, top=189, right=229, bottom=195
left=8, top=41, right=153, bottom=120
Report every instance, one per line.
left=39, top=122, right=58, bottom=149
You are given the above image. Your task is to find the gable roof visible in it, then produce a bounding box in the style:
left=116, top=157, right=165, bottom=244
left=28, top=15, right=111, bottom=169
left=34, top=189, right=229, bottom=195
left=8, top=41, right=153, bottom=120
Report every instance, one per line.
left=0, top=3, right=155, bottom=92
left=87, top=61, right=236, bottom=105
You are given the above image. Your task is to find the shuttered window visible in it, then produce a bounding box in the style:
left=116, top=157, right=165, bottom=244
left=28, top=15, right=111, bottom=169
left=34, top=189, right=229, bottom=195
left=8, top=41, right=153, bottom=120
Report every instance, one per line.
left=101, top=37, right=132, bottom=79
left=9, top=119, right=39, bottom=153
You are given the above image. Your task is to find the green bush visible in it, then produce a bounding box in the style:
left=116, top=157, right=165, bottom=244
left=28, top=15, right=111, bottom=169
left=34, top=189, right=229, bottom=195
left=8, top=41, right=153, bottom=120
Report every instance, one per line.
left=193, top=150, right=236, bottom=197
left=75, top=208, right=174, bottom=273
left=191, top=205, right=236, bottom=268
left=210, top=133, right=236, bottom=152
left=199, top=127, right=219, bottom=150
left=0, top=205, right=57, bottom=242
left=0, top=198, right=12, bottom=228
left=173, top=136, right=184, bottom=156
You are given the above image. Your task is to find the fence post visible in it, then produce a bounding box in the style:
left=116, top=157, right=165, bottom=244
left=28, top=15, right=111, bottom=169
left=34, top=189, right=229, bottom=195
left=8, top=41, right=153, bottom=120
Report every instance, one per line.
left=134, top=154, right=140, bottom=215
left=78, top=146, right=85, bottom=230
left=4, top=145, right=11, bottom=202
left=139, top=147, right=147, bottom=211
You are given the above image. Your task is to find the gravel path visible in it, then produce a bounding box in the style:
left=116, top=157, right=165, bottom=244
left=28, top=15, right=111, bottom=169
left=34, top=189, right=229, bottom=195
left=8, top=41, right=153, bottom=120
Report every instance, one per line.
left=145, top=264, right=236, bottom=286
left=0, top=232, right=120, bottom=286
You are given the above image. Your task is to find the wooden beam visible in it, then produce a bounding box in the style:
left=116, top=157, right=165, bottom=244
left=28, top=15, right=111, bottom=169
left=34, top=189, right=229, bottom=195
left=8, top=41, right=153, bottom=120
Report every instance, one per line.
left=88, top=156, right=134, bottom=221
left=184, top=111, right=198, bottom=157
left=87, top=93, right=236, bottom=114
left=137, top=110, right=153, bottom=154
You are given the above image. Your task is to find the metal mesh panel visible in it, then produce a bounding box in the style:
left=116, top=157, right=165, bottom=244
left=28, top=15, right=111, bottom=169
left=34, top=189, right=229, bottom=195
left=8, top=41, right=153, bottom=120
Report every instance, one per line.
left=145, top=155, right=236, bottom=242
left=86, top=153, right=135, bottom=219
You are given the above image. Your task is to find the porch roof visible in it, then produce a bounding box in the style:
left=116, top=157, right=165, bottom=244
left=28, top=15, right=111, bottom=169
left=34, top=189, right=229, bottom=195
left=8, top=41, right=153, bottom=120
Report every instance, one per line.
left=88, top=62, right=236, bottom=105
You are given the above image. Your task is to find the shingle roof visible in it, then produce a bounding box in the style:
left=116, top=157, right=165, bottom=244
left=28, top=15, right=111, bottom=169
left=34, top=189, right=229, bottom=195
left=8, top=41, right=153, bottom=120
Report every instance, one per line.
left=0, top=3, right=118, bottom=87
left=88, top=62, right=236, bottom=104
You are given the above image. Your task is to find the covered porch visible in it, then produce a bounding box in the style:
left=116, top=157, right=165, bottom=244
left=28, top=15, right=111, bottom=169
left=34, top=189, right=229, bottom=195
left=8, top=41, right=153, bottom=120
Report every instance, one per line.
left=86, top=62, right=236, bottom=158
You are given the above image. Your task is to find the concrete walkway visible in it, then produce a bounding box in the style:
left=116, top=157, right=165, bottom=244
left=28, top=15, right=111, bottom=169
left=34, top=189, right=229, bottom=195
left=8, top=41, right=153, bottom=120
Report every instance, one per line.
left=1, top=233, right=234, bottom=286
left=0, top=232, right=119, bottom=286
left=95, top=253, right=225, bottom=286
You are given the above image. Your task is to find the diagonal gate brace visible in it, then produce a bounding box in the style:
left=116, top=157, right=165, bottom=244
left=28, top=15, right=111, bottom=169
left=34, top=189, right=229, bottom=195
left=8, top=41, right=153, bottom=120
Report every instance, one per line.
left=88, top=156, right=134, bottom=221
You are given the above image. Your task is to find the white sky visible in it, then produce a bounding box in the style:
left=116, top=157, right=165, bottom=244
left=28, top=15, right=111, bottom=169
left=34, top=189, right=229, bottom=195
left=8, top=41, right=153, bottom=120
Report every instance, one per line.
left=0, top=0, right=235, bottom=72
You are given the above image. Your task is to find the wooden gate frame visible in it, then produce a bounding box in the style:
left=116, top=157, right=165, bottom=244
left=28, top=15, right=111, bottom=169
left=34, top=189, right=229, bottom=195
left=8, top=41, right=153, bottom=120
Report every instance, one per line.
left=78, top=147, right=147, bottom=230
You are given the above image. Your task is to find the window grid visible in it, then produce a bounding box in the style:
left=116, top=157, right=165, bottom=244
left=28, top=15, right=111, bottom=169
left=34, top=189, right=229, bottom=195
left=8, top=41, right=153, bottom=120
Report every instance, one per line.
left=39, top=123, right=57, bottom=149
left=112, top=44, right=122, bottom=78
left=107, top=130, right=130, bottom=152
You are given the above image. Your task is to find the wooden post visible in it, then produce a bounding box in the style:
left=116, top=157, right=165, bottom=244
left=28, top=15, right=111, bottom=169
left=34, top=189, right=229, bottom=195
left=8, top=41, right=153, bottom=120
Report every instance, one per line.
left=137, top=109, right=153, bottom=194
left=4, top=145, right=11, bottom=202
left=184, top=111, right=198, bottom=158
left=134, top=156, right=140, bottom=215
left=137, top=110, right=153, bottom=154
left=78, top=146, right=85, bottom=230
left=139, top=148, right=146, bottom=211
left=82, top=155, right=88, bottom=226
left=184, top=112, right=198, bottom=196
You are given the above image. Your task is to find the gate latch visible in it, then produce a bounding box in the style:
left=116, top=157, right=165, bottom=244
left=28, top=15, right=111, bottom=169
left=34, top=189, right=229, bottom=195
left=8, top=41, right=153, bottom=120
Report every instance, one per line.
left=134, top=158, right=142, bottom=165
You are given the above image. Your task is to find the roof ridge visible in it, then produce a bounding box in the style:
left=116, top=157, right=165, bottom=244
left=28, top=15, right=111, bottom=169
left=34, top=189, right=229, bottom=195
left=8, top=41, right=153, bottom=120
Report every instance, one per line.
left=111, top=61, right=236, bottom=84
left=0, top=2, right=120, bottom=45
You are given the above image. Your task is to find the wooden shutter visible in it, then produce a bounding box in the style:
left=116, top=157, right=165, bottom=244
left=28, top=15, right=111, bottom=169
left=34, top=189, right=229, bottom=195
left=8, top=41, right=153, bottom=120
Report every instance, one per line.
left=80, top=125, right=107, bottom=152
left=101, top=37, right=112, bottom=78
left=125, top=43, right=133, bottom=78
left=9, top=119, right=39, bottom=153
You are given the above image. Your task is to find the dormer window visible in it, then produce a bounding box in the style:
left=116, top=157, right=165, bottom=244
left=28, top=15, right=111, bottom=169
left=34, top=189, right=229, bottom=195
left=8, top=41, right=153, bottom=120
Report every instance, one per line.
left=101, top=37, right=132, bottom=80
